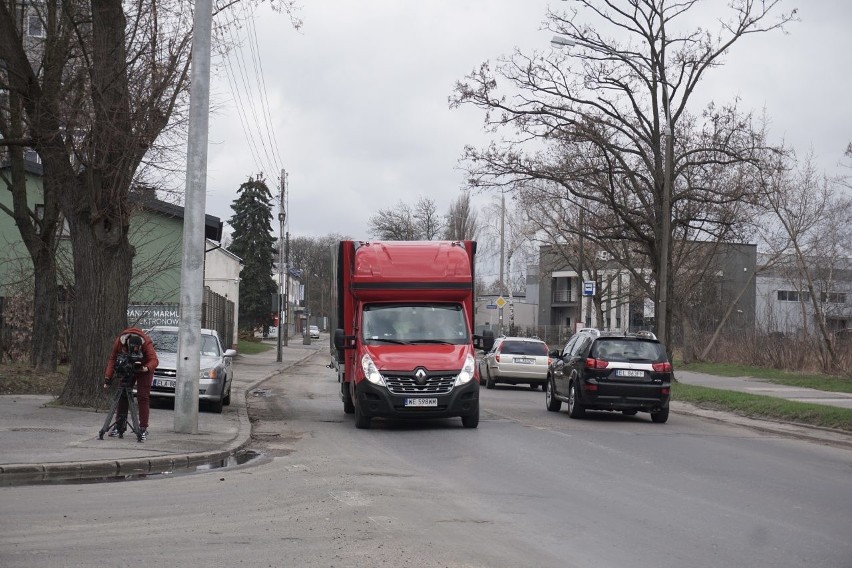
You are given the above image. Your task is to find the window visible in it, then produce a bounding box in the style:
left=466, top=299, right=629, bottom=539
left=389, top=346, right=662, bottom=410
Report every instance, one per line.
left=27, top=15, right=45, bottom=38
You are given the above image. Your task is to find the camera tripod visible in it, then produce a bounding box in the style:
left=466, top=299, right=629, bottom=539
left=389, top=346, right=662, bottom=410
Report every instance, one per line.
left=98, top=377, right=143, bottom=443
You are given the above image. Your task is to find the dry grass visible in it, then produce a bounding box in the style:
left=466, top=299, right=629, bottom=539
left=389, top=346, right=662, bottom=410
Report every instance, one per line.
left=0, top=363, right=67, bottom=396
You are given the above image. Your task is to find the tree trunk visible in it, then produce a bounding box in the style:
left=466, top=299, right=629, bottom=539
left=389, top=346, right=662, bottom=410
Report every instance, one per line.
left=58, top=214, right=133, bottom=408
left=30, top=253, right=59, bottom=371
left=680, top=309, right=694, bottom=364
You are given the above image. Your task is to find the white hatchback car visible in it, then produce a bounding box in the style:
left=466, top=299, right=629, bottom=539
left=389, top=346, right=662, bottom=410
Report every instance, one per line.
left=479, top=336, right=551, bottom=390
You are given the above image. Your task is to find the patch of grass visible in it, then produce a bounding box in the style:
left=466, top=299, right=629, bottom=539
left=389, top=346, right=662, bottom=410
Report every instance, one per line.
left=237, top=340, right=274, bottom=355
left=679, top=361, right=852, bottom=393
left=0, top=363, right=68, bottom=396
left=672, top=382, right=852, bottom=431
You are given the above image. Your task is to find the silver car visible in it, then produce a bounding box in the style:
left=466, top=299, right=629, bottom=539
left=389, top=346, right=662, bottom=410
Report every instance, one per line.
left=479, top=336, right=551, bottom=390
left=147, top=326, right=237, bottom=413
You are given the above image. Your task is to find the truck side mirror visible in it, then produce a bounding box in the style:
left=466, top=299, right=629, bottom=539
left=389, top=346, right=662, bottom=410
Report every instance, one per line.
left=333, top=328, right=345, bottom=350
left=474, top=329, right=495, bottom=352
left=334, top=328, right=356, bottom=350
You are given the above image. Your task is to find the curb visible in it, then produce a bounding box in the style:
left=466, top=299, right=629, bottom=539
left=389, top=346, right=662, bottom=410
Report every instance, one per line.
left=671, top=401, right=852, bottom=450
left=0, top=349, right=321, bottom=479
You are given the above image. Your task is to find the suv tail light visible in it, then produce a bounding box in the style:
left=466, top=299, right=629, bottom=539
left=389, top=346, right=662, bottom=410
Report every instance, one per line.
left=495, top=354, right=501, bottom=363
left=585, top=358, right=609, bottom=370
left=652, top=362, right=673, bottom=372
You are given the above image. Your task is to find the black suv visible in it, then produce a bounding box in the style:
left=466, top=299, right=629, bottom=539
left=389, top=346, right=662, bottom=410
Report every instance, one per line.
left=546, top=328, right=672, bottom=423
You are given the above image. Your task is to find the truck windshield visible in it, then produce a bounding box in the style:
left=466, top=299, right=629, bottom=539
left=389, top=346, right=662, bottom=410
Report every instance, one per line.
left=362, top=304, right=469, bottom=345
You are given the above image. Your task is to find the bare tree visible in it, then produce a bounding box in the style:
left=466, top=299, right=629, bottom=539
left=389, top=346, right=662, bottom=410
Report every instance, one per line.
left=451, top=0, right=796, bottom=350
left=756, top=151, right=852, bottom=370
left=368, top=201, right=418, bottom=240
left=0, top=0, right=299, bottom=406
left=369, top=196, right=443, bottom=241
left=444, top=190, right=479, bottom=241
left=413, top=196, right=443, bottom=240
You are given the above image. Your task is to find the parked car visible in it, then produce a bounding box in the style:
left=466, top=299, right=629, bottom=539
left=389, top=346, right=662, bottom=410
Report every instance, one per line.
left=479, top=336, right=551, bottom=390
left=546, top=328, right=672, bottom=423
left=309, top=325, right=320, bottom=339
left=147, top=326, right=237, bottom=413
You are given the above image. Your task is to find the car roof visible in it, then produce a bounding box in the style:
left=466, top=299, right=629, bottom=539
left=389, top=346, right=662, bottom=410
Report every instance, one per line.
left=576, top=328, right=659, bottom=342
left=148, top=325, right=218, bottom=336
left=498, top=336, right=545, bottom=342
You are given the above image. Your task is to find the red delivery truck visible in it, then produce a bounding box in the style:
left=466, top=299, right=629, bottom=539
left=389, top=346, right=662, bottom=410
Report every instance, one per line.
left=331, top=240, right=494, bottom=429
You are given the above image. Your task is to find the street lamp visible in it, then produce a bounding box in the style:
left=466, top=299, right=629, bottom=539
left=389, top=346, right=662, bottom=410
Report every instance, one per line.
left=550, top=35, right=576, bottom=49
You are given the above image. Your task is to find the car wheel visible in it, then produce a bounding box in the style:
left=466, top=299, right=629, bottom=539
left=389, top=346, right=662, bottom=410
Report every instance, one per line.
left=209, top=396, right=224, bottom=414
left=223, top=383, right=232, bottom=406
left=650, top=406, right=669, bottom=424
left=621, top=409, right=637, bottom=416
left=546, top=379, right=562, bottom=412
left=461, top=408, right=479, bottom=429
left=567, top=381, right=585, bottom=419
left=485, top=371, right=495, bottom=389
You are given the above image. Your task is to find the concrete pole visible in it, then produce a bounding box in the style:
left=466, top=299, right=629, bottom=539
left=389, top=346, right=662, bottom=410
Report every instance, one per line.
left=174, top=0, right=212, bottom=434
left=277, top=169, right=286, bottom=362
left=498, top=191, right=505, bottom=335
left=283, top=230, right=290, bottom=346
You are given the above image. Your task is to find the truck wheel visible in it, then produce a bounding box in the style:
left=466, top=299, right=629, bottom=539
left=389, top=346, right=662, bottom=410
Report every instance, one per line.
left=567, top=381, right=585, bottom=419
left=354, top=397, right=371, bottom=429
left=461, top=409, right=479, bottom=429
left=343, top=383, right=355, bottom=414
left=546, top=379, right=562, bottom=412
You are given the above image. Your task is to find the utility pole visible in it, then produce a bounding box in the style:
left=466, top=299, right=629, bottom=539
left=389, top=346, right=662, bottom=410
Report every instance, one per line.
left=283, top=231, right=290, bottom=346
left=499, top=190, right=505, bottom=335
left=175, top=0, right=212, bottom=434
left=277, top=169, right=286, bottom=362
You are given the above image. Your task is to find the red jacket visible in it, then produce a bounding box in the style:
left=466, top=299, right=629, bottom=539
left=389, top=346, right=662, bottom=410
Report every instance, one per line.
left=104, top=327, right=159, bottom=380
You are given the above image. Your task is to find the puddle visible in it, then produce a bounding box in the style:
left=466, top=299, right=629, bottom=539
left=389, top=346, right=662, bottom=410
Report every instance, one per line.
left=0, top=450, right=266, bottom=487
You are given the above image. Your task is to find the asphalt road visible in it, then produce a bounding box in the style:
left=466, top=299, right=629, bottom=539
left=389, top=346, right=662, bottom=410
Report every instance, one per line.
left=2, top=349, right=851, bottom=568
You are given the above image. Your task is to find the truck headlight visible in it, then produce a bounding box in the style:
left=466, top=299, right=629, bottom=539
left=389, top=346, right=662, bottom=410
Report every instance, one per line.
left=360, top=354, right=386, bottom=386
left=454, top=354, right=476, bottom=386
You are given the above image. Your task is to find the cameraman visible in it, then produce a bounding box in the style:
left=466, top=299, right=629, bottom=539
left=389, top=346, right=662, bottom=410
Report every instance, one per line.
left=103, top=327, right=159, bottom=439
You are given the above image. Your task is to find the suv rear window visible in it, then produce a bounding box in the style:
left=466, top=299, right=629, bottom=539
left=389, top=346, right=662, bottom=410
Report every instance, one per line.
left=591, top=338, right=665, bottom=362
left=500, top=341, right=548, bottom=356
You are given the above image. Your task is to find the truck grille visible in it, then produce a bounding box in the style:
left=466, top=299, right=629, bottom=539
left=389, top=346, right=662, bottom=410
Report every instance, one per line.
left=384, top=372, right=456, bottom=395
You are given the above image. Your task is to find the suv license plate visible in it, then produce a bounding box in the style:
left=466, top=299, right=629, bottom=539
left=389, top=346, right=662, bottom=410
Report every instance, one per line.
left=514, top=357, right=534, bottom=364
left=616, top=369, right=645, bottom=378
left=405, top=398, right=438, bottom=407
left=154, top=378, right=176, bottom=388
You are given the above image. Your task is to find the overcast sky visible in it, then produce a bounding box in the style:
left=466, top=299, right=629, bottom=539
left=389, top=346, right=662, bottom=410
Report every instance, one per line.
left=203, top=0, right=852, bottom=249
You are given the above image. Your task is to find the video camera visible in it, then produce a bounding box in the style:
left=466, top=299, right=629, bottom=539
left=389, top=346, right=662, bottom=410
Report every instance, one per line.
left=112, top=334, right=145, bottom=386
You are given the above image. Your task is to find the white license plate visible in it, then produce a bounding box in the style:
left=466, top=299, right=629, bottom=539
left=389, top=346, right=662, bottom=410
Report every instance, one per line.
left=154, top=378, right=176, bottom=388
left=405, top=398, right=438, bottom=407
left=513, top=357, right=535, bottom=364
left=615, top=369, right=644, bottom=378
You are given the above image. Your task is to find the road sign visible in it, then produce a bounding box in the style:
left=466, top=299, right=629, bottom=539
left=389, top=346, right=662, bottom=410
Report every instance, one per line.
left=496, top=296, right=507, bottom=309
left=486, top=303, right=498, bottom=309
left=583, top=281, right=596, bottom=296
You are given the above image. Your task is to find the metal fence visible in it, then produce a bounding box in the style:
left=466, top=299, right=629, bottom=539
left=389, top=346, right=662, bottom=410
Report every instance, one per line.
left=0, top=288, right=235, bottom=363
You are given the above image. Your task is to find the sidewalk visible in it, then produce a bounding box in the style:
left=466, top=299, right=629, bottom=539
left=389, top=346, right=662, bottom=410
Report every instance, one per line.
left=674, top=369, right=852, bottom=450
left=0, top=338, right=323, bottom=481
left=676, top=370, right=852, bottom=410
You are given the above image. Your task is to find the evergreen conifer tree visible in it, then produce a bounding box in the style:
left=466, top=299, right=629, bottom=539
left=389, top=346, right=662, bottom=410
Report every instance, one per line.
left=228, top=176, right=278, bottom=332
